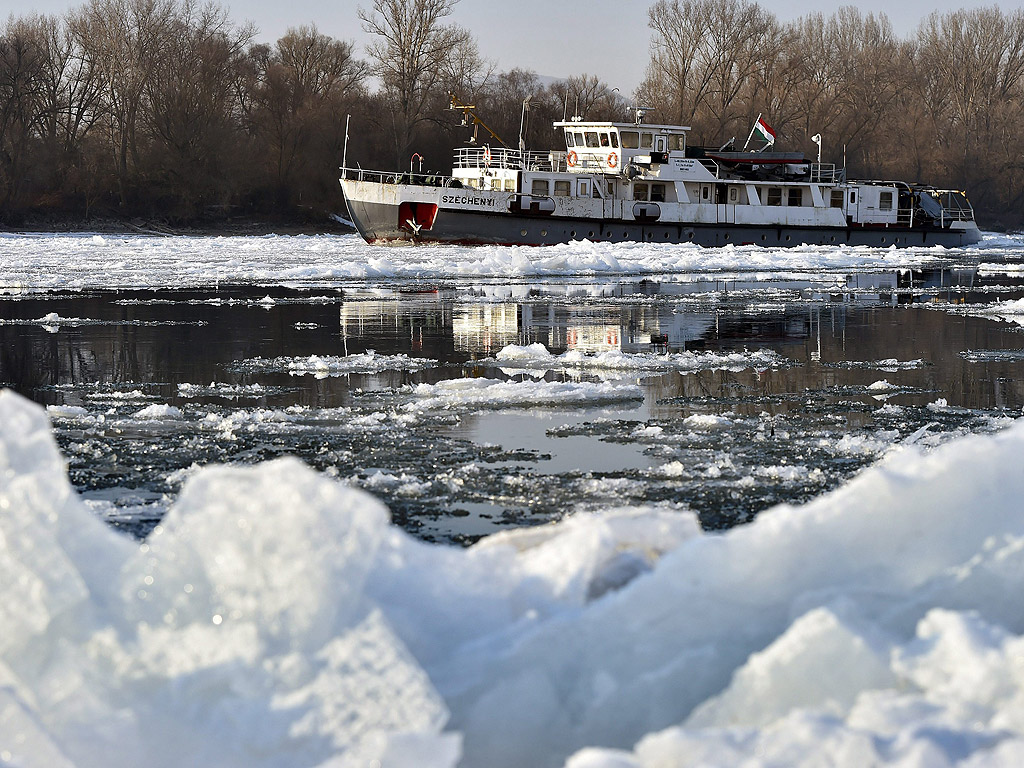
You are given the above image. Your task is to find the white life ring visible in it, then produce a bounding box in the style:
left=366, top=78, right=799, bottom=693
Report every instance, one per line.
left=567, top=150, right=578, bottom=167
left=607, top=152, right=618, bottom=168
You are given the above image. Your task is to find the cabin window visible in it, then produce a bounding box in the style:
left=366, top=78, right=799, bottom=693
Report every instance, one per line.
left=788, top=188, right=802, bottom=206
left=504, top=179, right=515, bottom=191
left=621, top=131, right=639, bottom=149
left=767, top=188, right=782, bottom=206
left=610, top=132, right=619, bottom=148
left=490, top=178, right=502, bottom=190
left=701, top=185, right=710, bottom=201
left=655, top=136, right=666, bottom=152
left=578, top=180, right=590, bottom=196
left=574, top=131, right=585, bottom=147
left=531, top=179, right=549, bottom=196
left=566, top=132, right=576, bottom=148
left=830, top=189, right=844, bottom=208
left=600, top=132, right=610, bottom=147
left=668, top=135, right=686, bottom=151
left=728, top=186, right=738, bottom=203
left=651, top=184, right=666, bottom=202
left=585, top=131, right=600, bottom=148
left=641, top=132, right=653, bottom=148
left=554, top=180, right=571, bottom=196
left=850, top=190, right=857, bottom=204
left=634, top=183, right=648, bottom=201
left=879, top=191, right=893, bottom=210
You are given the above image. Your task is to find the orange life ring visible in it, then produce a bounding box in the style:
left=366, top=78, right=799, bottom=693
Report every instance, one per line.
left=567, top=150, right=578, bottom=167
left=607, top=152, right=618, bottom=168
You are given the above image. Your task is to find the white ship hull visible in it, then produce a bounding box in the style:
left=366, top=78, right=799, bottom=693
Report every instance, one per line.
left=341, top=177, right=983, bottom=249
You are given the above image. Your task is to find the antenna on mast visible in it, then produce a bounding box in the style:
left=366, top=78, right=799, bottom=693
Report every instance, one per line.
left=448, top=93, right=510, bottom=147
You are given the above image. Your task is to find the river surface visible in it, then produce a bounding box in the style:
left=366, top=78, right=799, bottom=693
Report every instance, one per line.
left=3, top=239, right=1024, bottom=543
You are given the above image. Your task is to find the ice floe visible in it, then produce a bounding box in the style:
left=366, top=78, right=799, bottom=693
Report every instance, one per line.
left=492, top=343, right=792, bottom=374
left=0, top=232, right=994, bottom=291
left=233, top=351, right=439, bottom=377
left=9, top=388, right=1024, bottom=766
left=403, top=378, right=645, bottom=412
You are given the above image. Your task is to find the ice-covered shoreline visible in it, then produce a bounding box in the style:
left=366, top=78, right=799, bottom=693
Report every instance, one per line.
left=6, top=388, right=1024, bottom=767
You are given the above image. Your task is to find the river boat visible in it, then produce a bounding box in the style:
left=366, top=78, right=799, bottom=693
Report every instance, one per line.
left=339, top=106, right=982, bottom=248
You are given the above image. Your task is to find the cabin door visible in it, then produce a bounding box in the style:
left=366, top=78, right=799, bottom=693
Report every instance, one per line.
left=716, top=183, right=736, bottom=224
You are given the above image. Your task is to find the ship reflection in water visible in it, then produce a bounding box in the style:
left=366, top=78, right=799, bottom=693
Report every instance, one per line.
left=2, top=266, right=1024, bottom=543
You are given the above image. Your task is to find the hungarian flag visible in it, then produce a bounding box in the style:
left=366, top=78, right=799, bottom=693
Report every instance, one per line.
left=754, top=116, right=776, bottom=146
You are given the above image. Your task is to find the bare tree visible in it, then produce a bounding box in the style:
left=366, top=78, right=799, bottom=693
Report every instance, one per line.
left=359, top=0, right=476, bottom=165
left=0, top=16, right=47, bottom=211
left=69, top=0, right=177, bottom=206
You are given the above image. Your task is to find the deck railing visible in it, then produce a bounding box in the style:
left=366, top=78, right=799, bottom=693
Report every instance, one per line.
left=934, top=190, right=975, bottom=222
left=809, top=163, right=844, bottom=183
left=339, top=166, right=459, bottom=187
left=453, top=146, right=554, bottom=171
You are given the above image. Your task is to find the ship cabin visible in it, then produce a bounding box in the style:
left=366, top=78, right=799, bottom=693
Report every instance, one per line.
left=445, top=119, right=972, bottom=232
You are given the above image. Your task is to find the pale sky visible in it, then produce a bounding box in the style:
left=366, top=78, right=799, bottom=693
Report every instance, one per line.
left=9, top=0, right=1017, bottom=93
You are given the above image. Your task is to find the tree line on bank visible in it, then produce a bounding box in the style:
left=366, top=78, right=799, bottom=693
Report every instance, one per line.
left=0, top=0, right=1021, bottom=229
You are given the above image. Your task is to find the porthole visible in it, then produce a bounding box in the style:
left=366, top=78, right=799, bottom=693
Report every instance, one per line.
left=894, top=237, right=900, bottom=243
left=785, top=235, right=791, bottom=242
left=520, top=229, right=528, bottom=236
left=881, top=237, right=886, bottom=244
left=829, top=235, right=836, bottom=243
left=688, top=232, right=695, bottom=240
left=570, top=230, right=577, bottom=237
left=664, top=232, right=670, bottom=239
left=724, top=233, right=731, bottom=240
left=623, top=232, right=628, bottom=238
left=540, top=229, right=547, bottom=237
left=760, top=234, right=767, bottom=241
left=588, top=231, right=594, bottom=237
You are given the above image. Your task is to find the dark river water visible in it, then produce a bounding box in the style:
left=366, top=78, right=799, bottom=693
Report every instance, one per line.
left=3, top=266, right=1024, bottom=543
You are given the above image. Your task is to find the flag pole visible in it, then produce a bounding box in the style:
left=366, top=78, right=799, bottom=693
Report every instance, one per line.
left=742, top=112, right=761, bottom=151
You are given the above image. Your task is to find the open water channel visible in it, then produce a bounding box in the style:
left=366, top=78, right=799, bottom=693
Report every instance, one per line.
left=4, top=256, right=1024, bottom=544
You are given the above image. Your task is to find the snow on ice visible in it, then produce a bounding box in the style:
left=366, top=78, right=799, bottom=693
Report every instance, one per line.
left=6, top=387, right=1024, bottom=766
left=492, top=343, right=791, bottom=374
left=233, top=351, right=438, bottom=377
left=0, top=231, right=1005, bottom=291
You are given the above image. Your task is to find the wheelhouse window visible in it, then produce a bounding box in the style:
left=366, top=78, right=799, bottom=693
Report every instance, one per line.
left=668, top=135, right=686, bottom=151
left=599, top=133, right=610, bottom=147
left=620, top=131, right=639, bottom=149
left=879, top=191, right=894, bottom=210
left=830, top=189, right=844, bottom=208
left=634, top=183, right=648, bottom=201
left=504, top=179, right=515, bottom=192
left=651, top=184, right=666, bottom=202
left=766, top=188, right=782, bottom=206
left=531, top=179, right=549, bottom=196
left=585, top=131, right=600, bottom=148
left=566, top=132, right=576, bottom=148
left=788, top=188, right=802, bottom=206
left=554, top=180, right=571, bottom=196
left=641, top=133, right=653, bottom=148
left=610, top=132, right=619, bottom=148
